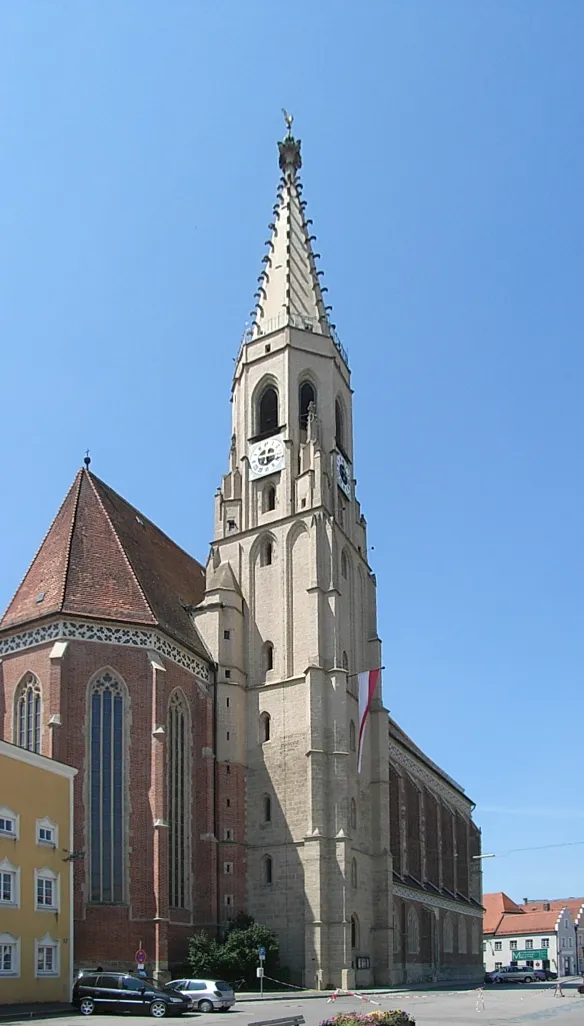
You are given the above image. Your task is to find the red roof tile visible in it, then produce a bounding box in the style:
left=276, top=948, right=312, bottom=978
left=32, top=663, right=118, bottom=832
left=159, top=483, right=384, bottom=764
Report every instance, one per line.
left=496, top=910, right=562, bottom=936
left=1, top=469, right=208, bottom=659
left=483, top=892, right=525, bottom=935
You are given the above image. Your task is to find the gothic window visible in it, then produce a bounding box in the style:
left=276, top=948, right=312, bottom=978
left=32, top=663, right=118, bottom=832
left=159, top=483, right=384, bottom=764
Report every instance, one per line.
left=443, top=912, right=454, bottom=954
left=262, top=855, right=273, bottom=885
left=89, top=670, right=125, bottom=904
left=341, top=550, right=349, bottom=580
left=263, top=642, right=274, bottom=673
left=263, top=794, right=272, bottom=823
left=299, top=380, right=316, bottom=437
left=351, top=858, right=357, bottom=888
left=263, top=485, right=276, bottom=512
left=349, top=720, right=356, bottom=752
left=471, top=919, right=480, bottom=955
left=407, top=907, right=420, bottom=954
left=393, top=908, right=401, bottom=954
left=350, top=798, right=357, bottom=830
left=15, top=674, right=41, bottom=753
left=260, top=712, right=271, bottom=743
left=335, top=399, right=344, bottom=451
left=168, top=690, right=190, bottom=910
left=342, top=650, right=349, bottom=670
left=258, top=386, right=279, bottom=437
left=351, top=914, right=359, bottom=949
left=261, top=540, right=273, bottom=566
left=458, top=915, right=467, bottom=954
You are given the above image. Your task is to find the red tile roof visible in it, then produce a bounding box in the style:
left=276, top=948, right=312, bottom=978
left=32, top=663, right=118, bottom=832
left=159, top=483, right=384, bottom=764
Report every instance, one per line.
left=525, top=898, right=584, bottom=925
left=483, top=892, right=524, bottom=935
left=496, top=910, right=562, bottom=936
left=1, top=469, right=208, bottom=659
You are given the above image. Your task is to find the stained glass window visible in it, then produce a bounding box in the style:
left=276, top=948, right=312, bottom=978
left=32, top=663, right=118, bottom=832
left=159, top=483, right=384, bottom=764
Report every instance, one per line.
left=89, top=672, right=125, bottom=903
left=15, top=674, right=41, bottom=753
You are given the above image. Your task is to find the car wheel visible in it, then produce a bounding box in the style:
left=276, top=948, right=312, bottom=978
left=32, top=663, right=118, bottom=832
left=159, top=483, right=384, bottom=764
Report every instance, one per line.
left=150, top=1001, right=167, bottom=1018
left=79, top=999, right=95, bottom=1016
left=495, top=977, right=504, bottom=984
left=198, top=1000, right=215, bottom=1013
left=523, top=977, right=533, bottom=984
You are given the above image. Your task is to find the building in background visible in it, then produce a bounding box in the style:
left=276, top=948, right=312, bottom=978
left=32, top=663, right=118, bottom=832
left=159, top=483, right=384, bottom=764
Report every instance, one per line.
left=523, top=898, right=584, bottom=975
left=483, top=892, right=577, bottom=976
left=0, top=740, right=77, bottom=1004
left=0, top=127, right=483, bottom=989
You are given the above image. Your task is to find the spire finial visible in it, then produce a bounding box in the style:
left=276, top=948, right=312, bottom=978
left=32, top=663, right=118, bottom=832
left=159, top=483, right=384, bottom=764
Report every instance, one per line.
left=282, top=108, right=294, bottom=138
left=278, top=111, right=301, bottom=175
left=84, top=449, right=91, bottom=470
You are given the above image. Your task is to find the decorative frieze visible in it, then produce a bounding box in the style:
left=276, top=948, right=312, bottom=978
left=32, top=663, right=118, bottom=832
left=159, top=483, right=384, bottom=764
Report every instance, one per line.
left=393, top=882, right=482, bottom=918
left=0, top=618, right=210, bottom=687
left=389, top=740, right=470, bottom=815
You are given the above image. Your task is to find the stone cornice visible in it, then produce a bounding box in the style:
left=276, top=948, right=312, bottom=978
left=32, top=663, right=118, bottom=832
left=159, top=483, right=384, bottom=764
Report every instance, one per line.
left=388, top=740, right=471, bottom=814
left=393, top=883, right=482, bottom=918
left=0, top=618, right=209, bottom=688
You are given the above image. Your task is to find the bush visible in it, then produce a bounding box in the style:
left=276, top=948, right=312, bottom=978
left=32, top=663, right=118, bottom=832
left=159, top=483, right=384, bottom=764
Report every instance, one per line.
left=320, top=1013, right=415, bottom=1026
left=187, top=914, right=280, bottom=989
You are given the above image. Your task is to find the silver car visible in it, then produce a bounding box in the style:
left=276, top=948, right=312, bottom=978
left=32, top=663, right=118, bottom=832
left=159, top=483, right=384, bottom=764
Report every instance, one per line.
left=166, top=979, right=235, bottom=1012
left=486, top=966, right=536, bottom=984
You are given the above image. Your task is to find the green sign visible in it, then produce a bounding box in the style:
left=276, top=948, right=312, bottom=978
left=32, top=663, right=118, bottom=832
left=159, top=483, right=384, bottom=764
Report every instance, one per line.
left=512, top=949, right=548, bottom=961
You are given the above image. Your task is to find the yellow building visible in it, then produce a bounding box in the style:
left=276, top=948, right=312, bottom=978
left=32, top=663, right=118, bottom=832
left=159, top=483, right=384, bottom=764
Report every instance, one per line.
left=0, top=740, right=77, bottom=1004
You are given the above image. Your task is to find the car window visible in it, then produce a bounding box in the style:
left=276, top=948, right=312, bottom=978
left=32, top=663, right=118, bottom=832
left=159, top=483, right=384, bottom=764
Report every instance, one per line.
left=122, top=977, right=145, bottom=991
left=188, top=982, right=207, bottom=991
left=97, top=975, right=121, bottom=989
left=215, top=982, right=232, bottom=991
left=79, top=975, right=97, bottom=987
left=170, top=981, right=185, bottom=988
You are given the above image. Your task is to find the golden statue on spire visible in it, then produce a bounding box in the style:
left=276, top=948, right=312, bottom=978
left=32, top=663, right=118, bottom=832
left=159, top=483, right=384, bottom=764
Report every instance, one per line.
left=282, top=108, right=294, bottom=137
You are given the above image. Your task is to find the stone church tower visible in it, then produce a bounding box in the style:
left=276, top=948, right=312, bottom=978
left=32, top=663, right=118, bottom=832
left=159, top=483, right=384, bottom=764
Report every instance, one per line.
left=194, top=127, right=391, bottom=988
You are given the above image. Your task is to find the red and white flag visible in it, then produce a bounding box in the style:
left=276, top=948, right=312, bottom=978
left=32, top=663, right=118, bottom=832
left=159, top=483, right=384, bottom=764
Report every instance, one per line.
left=357, top=668, right=381, bottom=773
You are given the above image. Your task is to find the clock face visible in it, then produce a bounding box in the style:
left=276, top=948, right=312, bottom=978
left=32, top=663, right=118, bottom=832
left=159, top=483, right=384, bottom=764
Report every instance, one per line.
left=249, top=437, right=285, bottom=479
left=337, top=453, right=352, bottom=498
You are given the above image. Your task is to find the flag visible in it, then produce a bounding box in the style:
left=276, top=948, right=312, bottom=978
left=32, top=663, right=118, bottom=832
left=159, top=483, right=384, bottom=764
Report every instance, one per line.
left=357, top=668, right=381, bottom=773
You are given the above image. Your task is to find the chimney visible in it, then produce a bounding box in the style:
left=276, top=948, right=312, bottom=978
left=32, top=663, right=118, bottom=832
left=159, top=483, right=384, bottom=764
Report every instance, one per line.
left=523, top=898, right=528, bottom=905
left=544, top=902, right=550, bottom=911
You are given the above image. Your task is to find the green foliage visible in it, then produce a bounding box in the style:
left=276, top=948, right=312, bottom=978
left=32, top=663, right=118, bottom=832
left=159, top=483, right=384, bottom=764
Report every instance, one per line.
left=320, top=1013, right=415, bottom=1026
left=187, top=915, right=280, bottom=988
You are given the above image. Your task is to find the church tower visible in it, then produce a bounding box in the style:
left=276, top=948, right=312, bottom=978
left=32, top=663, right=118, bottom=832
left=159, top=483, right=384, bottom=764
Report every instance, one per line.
left=194, top=125, right=392, bottom=988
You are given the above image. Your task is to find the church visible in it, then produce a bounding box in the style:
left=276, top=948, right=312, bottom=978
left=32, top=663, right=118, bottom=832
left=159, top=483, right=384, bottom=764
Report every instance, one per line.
left=0, top=125, right=483, bottom=989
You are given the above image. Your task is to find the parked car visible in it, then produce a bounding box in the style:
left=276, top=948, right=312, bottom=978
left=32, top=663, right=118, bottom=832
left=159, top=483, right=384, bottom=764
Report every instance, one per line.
left=164, top=980, right=235, bottom=1012
left=72, top=971, right=192, bottom=1017
left=485, top=966, right=536, bottom=984
left=533, top=969, right=557, bottom=981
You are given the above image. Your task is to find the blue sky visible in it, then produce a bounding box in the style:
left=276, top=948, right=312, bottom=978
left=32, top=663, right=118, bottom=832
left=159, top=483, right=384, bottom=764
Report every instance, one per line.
left=1, top=1, right=583, bottom=902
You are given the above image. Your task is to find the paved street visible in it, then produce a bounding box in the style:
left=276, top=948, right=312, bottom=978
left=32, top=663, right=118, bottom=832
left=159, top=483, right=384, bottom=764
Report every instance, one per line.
left=9, top=985, right=584, bottom=1026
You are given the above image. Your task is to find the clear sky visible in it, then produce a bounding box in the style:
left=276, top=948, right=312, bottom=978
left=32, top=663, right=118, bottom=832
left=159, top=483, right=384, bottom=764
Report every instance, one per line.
left=1, top=1, right=583, bottom=902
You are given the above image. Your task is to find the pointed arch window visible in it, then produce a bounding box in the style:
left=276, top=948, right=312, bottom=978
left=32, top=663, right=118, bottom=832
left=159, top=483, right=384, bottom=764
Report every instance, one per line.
left=261, top=540, right=273, bottom=566
left=15, top=674, right=41, bottom=753
left=262, top=855, right=273, bottom=885
left=443, top=912, right=454, bottom=954
left=260, top=712, right=271, bottom=744
left=341, top=550, right=349, bottom=580
left=342, top=650, right=349, bottom=671
left=350, top=798, right=357, bottom=831
left=258, top=386, right=279, bottom=437
left=89, top=671, right=125, bottom=904
left=263, top=794, right=272, bottom=823
left=335, top=399, right=345, bottom=451
left=299, top=381, right=316, bottom=438
left=349, top=720, right=356, bottom=752
left=168, top=690, right=191, bottom=909
left=407, top=907, right=420, bottom=954
left=263, top=642, right=274, bottom=674
left=263, top=485, right=276, bottom=513
left=351, top=858, right=358, bottom=889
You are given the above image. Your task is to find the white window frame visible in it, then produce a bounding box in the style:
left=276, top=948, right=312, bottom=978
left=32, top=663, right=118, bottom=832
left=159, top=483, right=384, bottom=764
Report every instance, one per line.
left=36, top=818, right=58, bottom=848
left=494, top=941, right=502, bottom=951
left=509, top=940, right=517, bottom=949
left=542, top=938, right=549, bottom=948
left=35, top=868, right=59, bottom=912
left=35, top=934, right=60, bottom=977
left=0, top=858, right=20, bottom=908
left=0, top=807, right=19, bottom=840
left=0, top=933, right=20, bottom=977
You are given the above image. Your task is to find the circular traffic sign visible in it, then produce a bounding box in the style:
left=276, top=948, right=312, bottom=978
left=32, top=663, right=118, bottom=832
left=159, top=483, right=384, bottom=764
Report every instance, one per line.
left=135, top=949, right=147, bottom=964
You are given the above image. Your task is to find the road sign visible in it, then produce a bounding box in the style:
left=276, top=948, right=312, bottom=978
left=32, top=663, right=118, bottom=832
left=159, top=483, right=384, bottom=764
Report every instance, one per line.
left=256, top=967, right=264, bottom=978
left=135, top=949, right=147, bottom=964
left=258, top=946, right=266, bottom=960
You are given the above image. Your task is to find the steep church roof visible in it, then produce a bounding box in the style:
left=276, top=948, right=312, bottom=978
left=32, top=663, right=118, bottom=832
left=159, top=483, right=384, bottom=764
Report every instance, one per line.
left=250, top=128, right=332, bottom=341
left=0, top=468, right=208, bottom=659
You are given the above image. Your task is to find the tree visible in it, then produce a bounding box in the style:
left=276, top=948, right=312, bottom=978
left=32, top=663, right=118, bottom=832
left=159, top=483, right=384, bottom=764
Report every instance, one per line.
left=187, top=915, right=280, bottom=988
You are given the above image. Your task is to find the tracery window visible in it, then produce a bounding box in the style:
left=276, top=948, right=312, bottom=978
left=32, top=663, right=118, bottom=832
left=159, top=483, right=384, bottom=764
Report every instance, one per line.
left=407, top=907, right=420, bottom=954
left=15, top=674, right=41, bottom=753
left=168, top=690, right=190, bottom=909
left=299, top=381, right=316, bottom=437
left=89, top=671, right=125, bottom=904
left=258, top=387, right=279, bottom=436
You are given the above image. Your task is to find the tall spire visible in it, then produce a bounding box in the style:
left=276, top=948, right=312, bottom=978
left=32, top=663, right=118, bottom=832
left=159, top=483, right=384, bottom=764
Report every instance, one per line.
left=250, top=120, right=332, bottom=340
